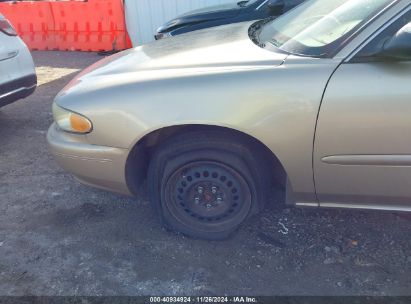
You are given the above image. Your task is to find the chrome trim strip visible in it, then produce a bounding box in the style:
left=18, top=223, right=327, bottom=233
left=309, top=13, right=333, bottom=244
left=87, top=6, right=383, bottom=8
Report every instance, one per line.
left=295, top=202, right=318, bottom=207
left=0, top=84, right=36, bottom=100
left=322, top=155, right=411, bottom=166
left=54, top=152, right=113, bottom=163
left=256, top=0, right=269, bottom=11
left=320, top=202, right=411, bottom=212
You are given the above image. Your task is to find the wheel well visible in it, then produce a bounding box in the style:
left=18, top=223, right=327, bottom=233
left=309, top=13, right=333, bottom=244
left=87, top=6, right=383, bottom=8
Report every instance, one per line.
left=125, top=125, right=287, bottom=201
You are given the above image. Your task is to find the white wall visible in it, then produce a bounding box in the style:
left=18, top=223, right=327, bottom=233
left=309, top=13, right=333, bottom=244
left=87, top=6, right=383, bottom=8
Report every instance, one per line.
left=125, top=0, right=238, bottom=46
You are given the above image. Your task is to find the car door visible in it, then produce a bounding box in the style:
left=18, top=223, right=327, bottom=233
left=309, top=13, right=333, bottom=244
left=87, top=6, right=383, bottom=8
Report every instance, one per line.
left=314, top=8, right=411, bottom=211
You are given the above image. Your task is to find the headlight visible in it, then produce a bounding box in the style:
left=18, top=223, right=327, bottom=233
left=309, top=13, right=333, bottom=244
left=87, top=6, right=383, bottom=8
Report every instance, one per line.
left=0, top=19, right=17, bottom=36
left=52, top=103, right=93, bottom=134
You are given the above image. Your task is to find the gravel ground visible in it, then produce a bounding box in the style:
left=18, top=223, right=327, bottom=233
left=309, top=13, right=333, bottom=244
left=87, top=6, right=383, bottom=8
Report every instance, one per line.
left=0, top=51, right=410, bottom=296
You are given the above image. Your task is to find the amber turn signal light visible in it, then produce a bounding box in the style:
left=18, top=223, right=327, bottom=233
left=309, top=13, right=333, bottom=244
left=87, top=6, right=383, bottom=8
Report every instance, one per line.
left=53, top=103, right=93, bottom=134
left=69, top=113, right=92, bottom=133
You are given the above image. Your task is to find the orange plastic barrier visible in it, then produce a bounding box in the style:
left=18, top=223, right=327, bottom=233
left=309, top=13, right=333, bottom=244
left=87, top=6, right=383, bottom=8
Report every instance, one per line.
left=0, top=1, right=56, bottom=50
left=0, top=0, right=132, bottom=52
left=52, top=0, right=131, bottom=51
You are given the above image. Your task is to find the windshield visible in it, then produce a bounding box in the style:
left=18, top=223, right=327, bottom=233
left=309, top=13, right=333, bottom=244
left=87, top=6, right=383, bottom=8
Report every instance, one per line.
left=259, top=0, right=396, bottom=57
left=238, top=0, right=261, bottom=7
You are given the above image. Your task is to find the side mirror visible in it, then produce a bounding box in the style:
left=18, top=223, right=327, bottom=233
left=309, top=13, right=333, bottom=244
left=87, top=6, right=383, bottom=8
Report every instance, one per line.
left=267, top=0, right=285, bottom=15
left=381, top=23, right=411, bottom=60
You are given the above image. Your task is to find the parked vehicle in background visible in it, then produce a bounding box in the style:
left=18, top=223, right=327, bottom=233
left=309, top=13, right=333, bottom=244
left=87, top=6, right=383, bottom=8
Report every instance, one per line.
left=155, top=0, right=305, bottom=40
left=0, top=14, right=36, bottom=108
left=49, top=0, right=411, bottom=240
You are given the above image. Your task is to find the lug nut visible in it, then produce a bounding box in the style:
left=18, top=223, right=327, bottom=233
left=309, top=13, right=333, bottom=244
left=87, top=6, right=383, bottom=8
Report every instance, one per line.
left=211, top=186, right=217, bottom=194
left=194, top=196, right=200, bottom=204
left=206, top=204, right=212, bottom=209
left=197, top=186, right=204, bottom=194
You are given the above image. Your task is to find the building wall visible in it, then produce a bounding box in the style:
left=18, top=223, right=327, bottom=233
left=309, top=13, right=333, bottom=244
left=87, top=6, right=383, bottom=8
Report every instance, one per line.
left=124, top=0, right=238, bottom=46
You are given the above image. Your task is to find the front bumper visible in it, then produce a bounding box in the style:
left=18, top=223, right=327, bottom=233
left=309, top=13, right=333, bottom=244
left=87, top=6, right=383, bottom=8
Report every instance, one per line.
left=0, top=74, right=37, bottom=108
left=47, top=123, right=132, bottom=196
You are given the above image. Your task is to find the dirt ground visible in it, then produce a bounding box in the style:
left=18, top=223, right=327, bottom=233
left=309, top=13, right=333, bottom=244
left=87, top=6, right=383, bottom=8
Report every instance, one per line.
left=0, top=51, right=410, bottom=296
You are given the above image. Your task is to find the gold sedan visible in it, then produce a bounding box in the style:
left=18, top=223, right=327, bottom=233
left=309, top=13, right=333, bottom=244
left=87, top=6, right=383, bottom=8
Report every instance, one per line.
left=48, top=0, right=411, bottom=239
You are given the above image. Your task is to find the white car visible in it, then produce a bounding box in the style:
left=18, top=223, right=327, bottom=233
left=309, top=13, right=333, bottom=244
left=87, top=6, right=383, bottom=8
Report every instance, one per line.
left=0, top=14, right=36, bottom=108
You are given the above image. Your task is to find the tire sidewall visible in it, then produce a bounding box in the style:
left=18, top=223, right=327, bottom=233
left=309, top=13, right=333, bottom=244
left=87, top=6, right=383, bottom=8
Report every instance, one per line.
left=149, top=142, right=262, bottom=239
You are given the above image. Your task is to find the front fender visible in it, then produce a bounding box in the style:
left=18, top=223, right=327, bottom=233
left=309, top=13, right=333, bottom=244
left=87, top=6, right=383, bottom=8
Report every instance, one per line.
left=56, top=57, right=338, bottom=205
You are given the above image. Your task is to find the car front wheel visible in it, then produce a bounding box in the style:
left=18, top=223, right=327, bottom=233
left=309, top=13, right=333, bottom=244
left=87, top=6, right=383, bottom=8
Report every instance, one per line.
left=148, top=130, right=271, bottom=240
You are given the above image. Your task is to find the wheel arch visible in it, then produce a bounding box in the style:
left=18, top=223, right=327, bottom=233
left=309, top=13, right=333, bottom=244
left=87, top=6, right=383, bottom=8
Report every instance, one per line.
left=125, top=124, right=288, bottom=207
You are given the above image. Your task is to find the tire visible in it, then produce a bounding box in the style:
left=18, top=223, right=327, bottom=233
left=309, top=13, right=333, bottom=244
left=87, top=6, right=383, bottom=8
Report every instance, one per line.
left=148, top=130, right=272, bottom=240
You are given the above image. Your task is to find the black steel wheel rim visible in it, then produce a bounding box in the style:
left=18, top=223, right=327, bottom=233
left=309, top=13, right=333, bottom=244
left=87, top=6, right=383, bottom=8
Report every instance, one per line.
left=164, top=161, right=252, bottom=230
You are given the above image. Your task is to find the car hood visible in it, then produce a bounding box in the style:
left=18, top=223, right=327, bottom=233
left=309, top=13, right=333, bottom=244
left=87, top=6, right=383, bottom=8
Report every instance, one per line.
left=182, top=3, right=240, bottom=16
left=157, top=3, right=241, bottom=33
left=58, top=22, right=287, bottom=100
